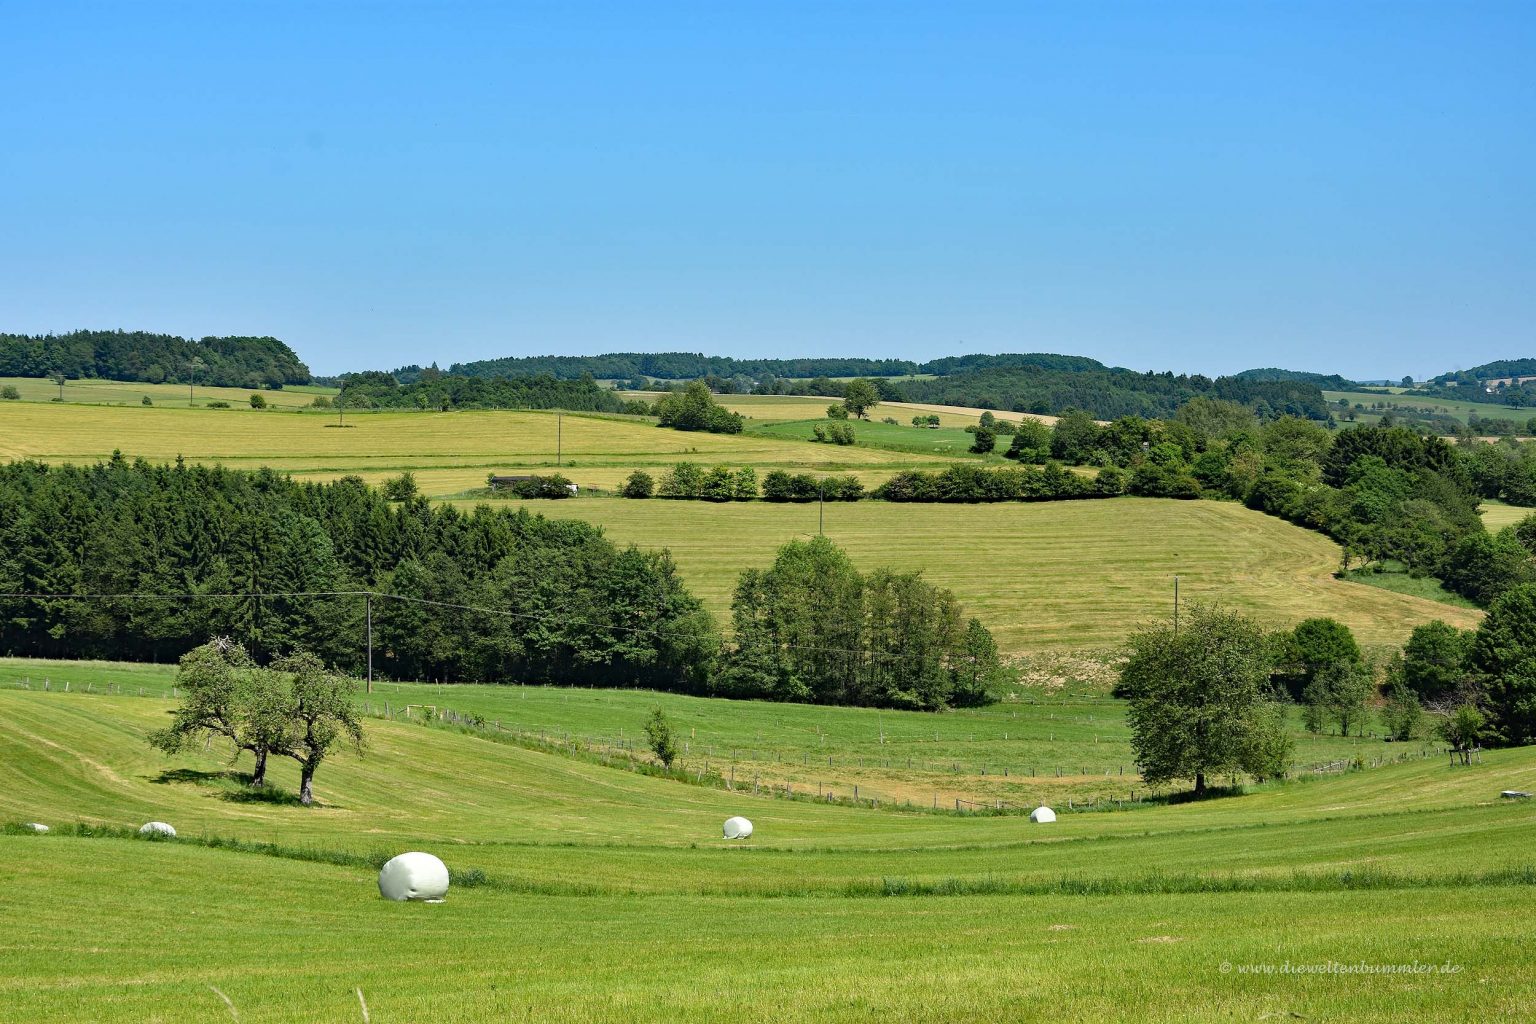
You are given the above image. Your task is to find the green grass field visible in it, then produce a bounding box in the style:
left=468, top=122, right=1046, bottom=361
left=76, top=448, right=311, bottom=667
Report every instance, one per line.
left=0, top=660, right=1406, bottom=809
left=749, top=416, right=994, bottom=459
left=2, top=683, right=1534, bottom=1021
left=1325, top=389, right=1532, bottom=427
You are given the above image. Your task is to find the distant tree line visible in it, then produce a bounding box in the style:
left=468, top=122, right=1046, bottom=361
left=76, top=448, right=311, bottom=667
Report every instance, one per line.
left=781, top=368, right=1334, bottom=422
left=0, top=456, right=713, bottom=690
left=0, top=457, right=1002, bottom=710
left=395, top=350, right=1111, bottom=384
left=337, top=369, right=648, bottom=414
left=1228, top=367, right=1358, bottom=389
left=0, top=330, right=310, bottom=387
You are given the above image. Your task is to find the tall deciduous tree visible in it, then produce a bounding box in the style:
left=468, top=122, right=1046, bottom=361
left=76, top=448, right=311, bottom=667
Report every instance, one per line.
left=149, top=638, right=288, bottom=786
left=841, top=379, right=880, bottom=420
left=1470, top=583, right=1536, bottom=745
left=1120, top=605, right=1282, bottom=794
left=269, top=652, right=363, bottom=805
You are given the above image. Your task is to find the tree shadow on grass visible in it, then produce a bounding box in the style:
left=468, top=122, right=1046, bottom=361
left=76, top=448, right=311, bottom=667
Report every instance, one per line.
left=150, top=767, right=306, bottom=805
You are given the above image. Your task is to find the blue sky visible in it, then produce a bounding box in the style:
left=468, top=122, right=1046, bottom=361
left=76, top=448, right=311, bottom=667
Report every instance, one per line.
left=2, top=1, right=1532, bottom=378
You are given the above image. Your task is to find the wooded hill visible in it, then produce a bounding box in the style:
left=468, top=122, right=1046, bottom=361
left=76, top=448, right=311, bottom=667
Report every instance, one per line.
left=0, top=330, right=311, bottom=388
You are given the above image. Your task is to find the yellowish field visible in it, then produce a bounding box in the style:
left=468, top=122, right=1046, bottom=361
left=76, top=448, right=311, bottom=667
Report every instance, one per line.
left=884, top=400, right=1066, bottom=427
left=2, top=400, right=1479, bottom=652
left=0, top=375, right=335, bottom=409
left=1481, top=501, right=1531, bottom=532
left=0, top=402, right=958, bottom=495
left=451, top=495, right=1480, bottom=651
left=620, top=391, right=1063, bottom=427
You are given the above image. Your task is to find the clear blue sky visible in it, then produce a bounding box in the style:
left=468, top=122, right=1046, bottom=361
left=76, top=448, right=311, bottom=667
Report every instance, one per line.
left=2, top=1, right=1532, bottom=378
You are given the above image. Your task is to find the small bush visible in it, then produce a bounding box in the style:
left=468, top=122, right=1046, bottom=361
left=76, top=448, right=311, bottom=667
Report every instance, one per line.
left=205, top=400, right=230, bottom=409
left=812, top=423, right=856, bottom=445
left=310, top=396, right=332, bottom=409
left=381, top=472, right=418, bottom=502
left=249, top=393, right=267, bottom=409
left=1, top=386, right=20, bottom=400
left=141, top=394, right=153, bottom=406
left=622, top=470, right=655, bottom=498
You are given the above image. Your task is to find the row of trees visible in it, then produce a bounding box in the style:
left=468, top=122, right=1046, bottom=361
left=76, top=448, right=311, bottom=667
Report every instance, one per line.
left=0, top=457, right=1004, bottom=710
left=1119, top=605, right=1510, bottom=795
left=0, top=331, right=310, bottom=388
left=622, top=466, right=867, bottom=502
left=0, top=456, right=713, bottom=689
left=772, top=366, right=1332, bottom=422
left=721, top=537, right=1002, bottom=709
left=991, top=408, right=1536, bottom=608
left=337, top=370, right=645, bottom=414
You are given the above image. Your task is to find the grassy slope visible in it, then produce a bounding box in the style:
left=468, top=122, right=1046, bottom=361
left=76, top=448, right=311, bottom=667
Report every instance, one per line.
left=0, top=661, right=1408, bottom=807
left=1324, top=388, right=1532, bottom=425
left=2, top=400, right=1475, bottom=651
left=454, top=495, right=1481, bottom=650
left=2, top=689, right=1535, bottom=1022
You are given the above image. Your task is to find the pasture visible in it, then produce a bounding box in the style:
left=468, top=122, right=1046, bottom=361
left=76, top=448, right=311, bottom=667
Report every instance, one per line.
left=0, top=401, right=958, bottom=494
left=1325, top=389, right=1532, bottom=426
left=0, top=661, right=1405, bottom=809
left=620, top=390, right=1063, bottom=427
left=0, top=398, right=1481, bottom=653
left=0, top=374, right=336, bottom=409
left=749, top=416, right=993, bottom=459
left=457, top=495, right=1481, bottom=651
left=2, top=685, right=1534, bottom=1022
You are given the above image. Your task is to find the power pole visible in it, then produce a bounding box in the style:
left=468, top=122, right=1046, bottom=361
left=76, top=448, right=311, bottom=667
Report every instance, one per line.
left=365, top=593, right=373, bottom=693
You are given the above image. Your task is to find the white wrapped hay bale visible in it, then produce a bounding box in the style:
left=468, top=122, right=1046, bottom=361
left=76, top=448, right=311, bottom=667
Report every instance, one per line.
left=378, top=852, right=450, bottom=902
left=26, top=823, right=48, bottom=833
left=139, top=821, right=176, bottom=837
left=722, top=816, right=753, bottom=840
left=1029, top=806, right=1056, bottom=823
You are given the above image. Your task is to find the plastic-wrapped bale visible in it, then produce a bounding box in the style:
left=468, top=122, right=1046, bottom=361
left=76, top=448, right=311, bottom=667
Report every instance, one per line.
left=139, top=821, right=176, bottom=837
left=26, top=823, right=48, bottom=833
left=1029, top=806, right=1056, bottom=823
left=722, top=816, right=754, bottom=840
left=378, top=852, right=450, bottom=902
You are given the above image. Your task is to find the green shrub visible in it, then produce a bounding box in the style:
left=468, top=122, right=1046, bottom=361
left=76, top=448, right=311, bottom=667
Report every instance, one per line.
left=621, top=470, right=655, bottom=498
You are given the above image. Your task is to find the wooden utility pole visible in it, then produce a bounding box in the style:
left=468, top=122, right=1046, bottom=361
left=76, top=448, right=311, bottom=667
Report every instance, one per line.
left=366, top=593, right=373, bottom=693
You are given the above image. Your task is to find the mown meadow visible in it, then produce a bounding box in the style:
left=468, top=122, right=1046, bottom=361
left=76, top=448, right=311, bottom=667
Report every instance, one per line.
left=0, top=396, right=1480, bottom=654
left=2, top=683, right=1534, bottom=1022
